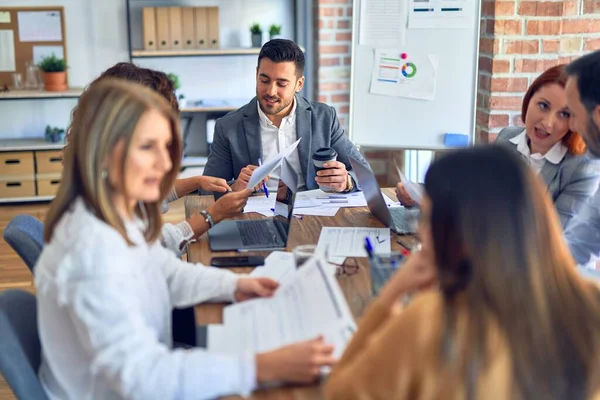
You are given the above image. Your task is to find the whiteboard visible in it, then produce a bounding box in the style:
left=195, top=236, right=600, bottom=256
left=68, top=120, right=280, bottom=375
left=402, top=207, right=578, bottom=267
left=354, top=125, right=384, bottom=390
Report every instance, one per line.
left=349, top=0, right=482, bottom=150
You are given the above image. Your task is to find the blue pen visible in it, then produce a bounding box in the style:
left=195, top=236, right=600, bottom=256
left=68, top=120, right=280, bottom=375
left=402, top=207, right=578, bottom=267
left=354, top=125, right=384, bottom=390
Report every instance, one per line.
left=257, top=158, right=269, bottom=198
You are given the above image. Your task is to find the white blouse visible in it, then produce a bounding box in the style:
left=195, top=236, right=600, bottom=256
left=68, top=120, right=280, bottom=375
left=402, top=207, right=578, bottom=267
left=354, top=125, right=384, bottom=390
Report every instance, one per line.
left=35, top=198, right=256, bottom=400
left=161, top=187, right=194, bottom=256
left=509, top=131, right=568, bottom=175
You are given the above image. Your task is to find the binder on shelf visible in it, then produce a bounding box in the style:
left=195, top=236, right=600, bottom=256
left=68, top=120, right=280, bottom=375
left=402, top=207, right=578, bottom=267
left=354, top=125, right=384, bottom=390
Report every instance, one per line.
left=181, top=7, right=195, bottom=49
left=142, top=7, right=157, bottom=50
left=168, top=7, right=183, bottom=50
left=155, top=7, right=170, bottom=50
left=207, top=7, right=219, bottom=49
left=194, top=7, right=208, bottom=49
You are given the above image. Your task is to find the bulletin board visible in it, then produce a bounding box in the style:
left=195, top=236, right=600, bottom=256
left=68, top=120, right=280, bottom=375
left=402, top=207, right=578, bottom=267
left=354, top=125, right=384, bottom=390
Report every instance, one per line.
left=0, top=7, right=68, bottom=88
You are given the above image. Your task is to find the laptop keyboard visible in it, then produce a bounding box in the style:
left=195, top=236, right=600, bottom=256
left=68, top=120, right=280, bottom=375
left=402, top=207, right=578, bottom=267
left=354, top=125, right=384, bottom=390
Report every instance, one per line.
left=390, top=207, right=419, bottom=234
left=237, top=220, right=283, bottom=247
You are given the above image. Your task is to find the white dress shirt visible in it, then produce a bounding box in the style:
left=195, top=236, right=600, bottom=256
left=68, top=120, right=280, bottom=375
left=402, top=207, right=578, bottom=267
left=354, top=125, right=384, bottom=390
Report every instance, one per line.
left=509, top=131, right=568, bottom=175
left=258, top=99, right=306, bottom=191
left=35, top=198, right=256, bottom=400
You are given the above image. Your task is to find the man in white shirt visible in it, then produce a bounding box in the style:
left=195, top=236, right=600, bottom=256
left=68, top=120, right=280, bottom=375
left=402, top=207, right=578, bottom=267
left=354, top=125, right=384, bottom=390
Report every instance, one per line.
left=203, top=39, right=371, bottom=193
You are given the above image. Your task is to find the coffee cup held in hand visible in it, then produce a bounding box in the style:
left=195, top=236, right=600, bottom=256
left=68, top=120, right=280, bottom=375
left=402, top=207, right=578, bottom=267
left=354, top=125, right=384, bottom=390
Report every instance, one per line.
left=312, top=147, right=338, bottom=192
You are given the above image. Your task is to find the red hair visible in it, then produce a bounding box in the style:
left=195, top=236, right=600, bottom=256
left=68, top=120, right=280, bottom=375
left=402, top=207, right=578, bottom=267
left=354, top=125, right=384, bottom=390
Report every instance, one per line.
left=521, top=64, right=586, bottom=155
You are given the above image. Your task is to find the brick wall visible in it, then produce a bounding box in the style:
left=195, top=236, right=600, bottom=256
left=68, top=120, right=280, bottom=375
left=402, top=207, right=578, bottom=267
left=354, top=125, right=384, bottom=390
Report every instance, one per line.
left=477, top=0, right=600, bottom=143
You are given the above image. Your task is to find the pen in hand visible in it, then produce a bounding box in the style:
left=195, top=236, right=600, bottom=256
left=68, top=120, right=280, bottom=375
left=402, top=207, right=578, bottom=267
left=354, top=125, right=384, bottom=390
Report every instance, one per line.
left=257, top=158, right=269, bottom=198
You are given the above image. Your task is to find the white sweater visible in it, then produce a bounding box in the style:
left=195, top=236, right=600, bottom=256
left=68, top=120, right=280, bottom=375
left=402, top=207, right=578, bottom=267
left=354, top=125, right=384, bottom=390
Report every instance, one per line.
left=34, top=198, right=256, bottom=400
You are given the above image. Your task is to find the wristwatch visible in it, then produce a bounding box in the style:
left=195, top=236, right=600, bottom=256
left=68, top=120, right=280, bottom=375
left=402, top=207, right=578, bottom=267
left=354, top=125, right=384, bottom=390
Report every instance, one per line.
left=200, top=210, right=215, bottom=228
left=344, top=173, right=354, bottom=192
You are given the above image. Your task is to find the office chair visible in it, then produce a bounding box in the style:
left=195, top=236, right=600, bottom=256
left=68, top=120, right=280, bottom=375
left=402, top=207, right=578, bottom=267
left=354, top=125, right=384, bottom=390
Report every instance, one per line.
left=0, top=289, right=49, bottom=399
left=3, top=215, right=44, bottom=273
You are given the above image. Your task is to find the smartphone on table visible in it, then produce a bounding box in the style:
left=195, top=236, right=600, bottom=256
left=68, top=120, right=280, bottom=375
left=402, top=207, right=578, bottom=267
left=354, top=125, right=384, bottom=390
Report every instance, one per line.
left=210, top=256, right=265, bottom=268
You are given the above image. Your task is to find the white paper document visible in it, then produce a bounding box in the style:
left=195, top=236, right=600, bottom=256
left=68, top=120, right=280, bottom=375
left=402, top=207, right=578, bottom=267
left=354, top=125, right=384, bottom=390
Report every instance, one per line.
left=395, top=160, right=424, bottom=204
left=0, top=30, right=16, bottom=72
left=359, top=0, right=406, bottom=47
left=247, top=138, right=301, bottom=189
left=209, top=257, right=356, bottom=358
left=18, top=11, right=62, bottom=42
left=408, top=0, right=470, bottom=29
left=32, top=45, right=64, bottom=64
left=370, top=49, right=440, bottom=101
left=249, top=251, right=297, bottom=285
left=317, top=227, right=391, bottom=258
left=294, top=207, right=340, bottom=217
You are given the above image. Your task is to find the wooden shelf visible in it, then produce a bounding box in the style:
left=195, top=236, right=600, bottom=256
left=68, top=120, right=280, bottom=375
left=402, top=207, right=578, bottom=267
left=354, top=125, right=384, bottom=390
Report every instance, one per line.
left=131, top=48, right=262, bottom=58
left=0, top=195, right=54, bottom=204
left=0, top=88, right=83, bottom=100
left=0, top=139, right=64, bottom=152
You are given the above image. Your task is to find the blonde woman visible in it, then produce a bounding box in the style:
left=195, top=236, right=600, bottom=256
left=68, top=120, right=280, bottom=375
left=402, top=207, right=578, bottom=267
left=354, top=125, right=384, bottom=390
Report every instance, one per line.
left=36, top=79, right=335, bottom=399
left=326, top=146, right=600, bottom=399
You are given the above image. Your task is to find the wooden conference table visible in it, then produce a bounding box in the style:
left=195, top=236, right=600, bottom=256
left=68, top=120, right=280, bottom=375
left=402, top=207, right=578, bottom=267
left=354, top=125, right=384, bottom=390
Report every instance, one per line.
left=185, top=188, right=418, bottom=399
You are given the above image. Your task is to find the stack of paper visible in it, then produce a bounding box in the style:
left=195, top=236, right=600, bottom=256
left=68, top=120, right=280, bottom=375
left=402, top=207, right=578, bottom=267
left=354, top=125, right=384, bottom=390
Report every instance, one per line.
left=207, top=257, right=356, bottom=359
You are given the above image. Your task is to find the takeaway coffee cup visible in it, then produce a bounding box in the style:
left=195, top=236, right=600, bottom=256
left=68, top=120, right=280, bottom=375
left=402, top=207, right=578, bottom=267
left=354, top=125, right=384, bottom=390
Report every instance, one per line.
left=312, top=147, right=338, bottom=192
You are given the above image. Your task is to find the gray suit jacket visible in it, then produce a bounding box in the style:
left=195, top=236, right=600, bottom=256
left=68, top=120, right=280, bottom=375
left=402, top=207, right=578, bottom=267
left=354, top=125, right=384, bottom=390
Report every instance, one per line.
left=203, top=95, right=370, bottom=191
left=496, top=126, right=600, bottom=228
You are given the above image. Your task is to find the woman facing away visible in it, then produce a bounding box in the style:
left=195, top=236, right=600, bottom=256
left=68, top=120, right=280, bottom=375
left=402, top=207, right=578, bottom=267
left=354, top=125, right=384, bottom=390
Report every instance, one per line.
left=396, top=64, right=600, bottom=229
left=326, top=145, right=600, bottom=400
left=67, top=62, right=250, bottom=255
left=36, top=79, right=335, bottom=400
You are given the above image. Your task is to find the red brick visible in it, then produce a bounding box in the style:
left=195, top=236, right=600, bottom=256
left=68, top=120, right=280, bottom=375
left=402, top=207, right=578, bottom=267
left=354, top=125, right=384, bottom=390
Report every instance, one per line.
left=343, top=56, right=351, bottom=65
left=319, top=45, right=349, bottom=54
left=585, top=38, right=600, bottom=51
left=560, top=37, right=582, bottom=53
left=491, top=77, right=529, bottom=92
left=318, top=82, right=349, bottom=91
left=476, top=110, right=490, bottom=126
left=339, top=105, right=350, bottom=114
left=317, top=95, right=329, bottom=103
left=318, top=57, right=341, bottom=67
left=477, top=128, right=491, bottom=143
left=327, top=20, right=335, bottom=28
left=512, top=115, right=525, bottom=127
left=492, top=59, right=511, bottom=73
left=542, top=39, right=560, bottom=53
left=478, top=74, right=491, bottom=92
left=337, top=20, right=351, bottom=29
left=514, top=58, right=560, bottom=73
left=563, top=1, right=579, bottom=16
left=477, top=93, right=490, bottom=108
left=482, top=1, right=494, bottom=17
left=519, top=1, right=562, bottom=16
left=347, top=6, right=353, bottom=16
left=479, top=56, right=492, bottom=73
left=490, top=96, right=522, bottom=111
left=526, top=20, right=561, bottom=35
left=495, top=2, right=515, bottom=16
left=504, top=39, right=539, bottom=55
left=319, top=7, right=344, bottom=17
left=332, top=94, right=350, bottom=102
left=335, top=32, right=352, bottom=41
left=487, top=132, right=497, bottom=143
left=318, top=20, right=324, bottom=29
left=490, top=114, right=510, bottom=128
left=584, top=0, right=600, bottom=14
left=562, top=19, right=600, bottom=34
left=319, top=32, right=333, bottom=41
left=488, top=19, right=522, bottom=35
left=479, top=38, right=499, bottom=54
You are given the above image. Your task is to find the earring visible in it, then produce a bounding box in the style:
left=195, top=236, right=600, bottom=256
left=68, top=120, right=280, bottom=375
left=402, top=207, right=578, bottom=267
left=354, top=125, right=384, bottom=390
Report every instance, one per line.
left=101, top=170, right=108, bottom=180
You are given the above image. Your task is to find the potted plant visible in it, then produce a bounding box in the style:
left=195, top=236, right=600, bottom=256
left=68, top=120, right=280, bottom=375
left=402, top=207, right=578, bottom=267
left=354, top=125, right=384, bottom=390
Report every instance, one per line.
left=167, top=72, right=186, bottom=108
left=45, top=125, right=65, bottom=143
left=250, top=23, right=263, bottom=48
left=269, top=24, right=282, bottom=40
left=38, top=54, right=67, bottom=92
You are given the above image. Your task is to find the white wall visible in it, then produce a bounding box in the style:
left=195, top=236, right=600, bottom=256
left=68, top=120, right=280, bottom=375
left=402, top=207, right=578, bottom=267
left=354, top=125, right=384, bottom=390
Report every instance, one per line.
left=0, top=0, right=293, bottom=139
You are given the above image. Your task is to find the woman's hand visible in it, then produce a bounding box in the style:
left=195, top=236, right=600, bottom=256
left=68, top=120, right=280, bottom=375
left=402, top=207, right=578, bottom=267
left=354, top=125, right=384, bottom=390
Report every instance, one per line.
left=197, top=176, right=231, bottom=193
left=256, top=336, right=337, bottom=384
left=207, top=190, right=252, bottom=223
left=378, top=249, right=437, bottom=308
left=395, top=183, right=417, bottom=207
left=234, top=277, right=279, bottom=302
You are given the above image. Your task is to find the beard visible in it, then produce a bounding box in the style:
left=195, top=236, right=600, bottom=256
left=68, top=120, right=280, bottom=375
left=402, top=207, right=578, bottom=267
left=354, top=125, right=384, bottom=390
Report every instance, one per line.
left=585, top=117, right=600, bottom=158
left=258, top=95, right=293, bottom=116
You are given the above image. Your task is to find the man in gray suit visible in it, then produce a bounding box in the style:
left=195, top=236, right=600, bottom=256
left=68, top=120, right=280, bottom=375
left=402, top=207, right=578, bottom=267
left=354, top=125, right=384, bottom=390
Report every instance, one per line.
left=564, top=50, right=600, bottom=267
left=203, top=39, right=370, bottom=193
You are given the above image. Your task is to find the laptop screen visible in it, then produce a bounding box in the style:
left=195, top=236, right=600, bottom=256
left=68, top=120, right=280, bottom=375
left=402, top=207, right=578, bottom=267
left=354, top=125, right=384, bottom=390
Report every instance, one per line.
left=272, top=178, right=296, bottom=241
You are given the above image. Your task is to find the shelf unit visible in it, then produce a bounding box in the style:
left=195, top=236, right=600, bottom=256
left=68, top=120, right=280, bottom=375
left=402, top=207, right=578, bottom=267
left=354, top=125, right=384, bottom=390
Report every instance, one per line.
left=131, top=48, right=263, bottom=58
left=0, top=88, right=84, bottom=100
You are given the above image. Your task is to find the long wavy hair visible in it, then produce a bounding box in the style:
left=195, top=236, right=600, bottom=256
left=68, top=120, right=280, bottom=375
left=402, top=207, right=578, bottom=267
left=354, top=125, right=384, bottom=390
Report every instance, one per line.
left=45, top=79, right=182, bottom=244
left=424, top=145, right=600, bottom=399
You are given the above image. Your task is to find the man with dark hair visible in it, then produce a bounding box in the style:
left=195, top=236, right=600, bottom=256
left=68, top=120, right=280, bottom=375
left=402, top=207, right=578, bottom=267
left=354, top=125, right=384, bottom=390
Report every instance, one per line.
left=563, top=50, right=600, bottom=267
left=203, top=39, right=371, bottom=193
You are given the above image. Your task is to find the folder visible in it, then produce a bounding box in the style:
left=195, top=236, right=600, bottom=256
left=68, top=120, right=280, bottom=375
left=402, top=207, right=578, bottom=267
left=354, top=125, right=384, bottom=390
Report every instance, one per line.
left=181, top=7, right=195, bottom=49
left=168, top=7, right=182, bottom=50
left=194, top=7, right=208, bottom=49
left=207, top=7, right=219, bottom=49
left=142, top=8, right=157, bottom=50
left=155, top=7, right=170, bottom=50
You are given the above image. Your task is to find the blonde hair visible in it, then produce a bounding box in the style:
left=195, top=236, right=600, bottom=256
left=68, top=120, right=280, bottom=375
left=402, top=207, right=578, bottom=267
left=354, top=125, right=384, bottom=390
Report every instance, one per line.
left=45, top=79, right=182, bottom=244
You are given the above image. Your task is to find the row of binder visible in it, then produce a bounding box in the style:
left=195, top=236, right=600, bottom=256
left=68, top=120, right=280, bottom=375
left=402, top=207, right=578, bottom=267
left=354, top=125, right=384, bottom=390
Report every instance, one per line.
left=142, top=7, right=220, bottom=51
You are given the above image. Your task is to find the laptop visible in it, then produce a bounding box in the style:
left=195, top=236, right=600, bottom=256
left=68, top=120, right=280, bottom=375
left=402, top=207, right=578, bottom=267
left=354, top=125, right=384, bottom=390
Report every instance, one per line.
left=349, top=157, right=420, bottom=234
left=208, top=159, right=298, bottom=252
